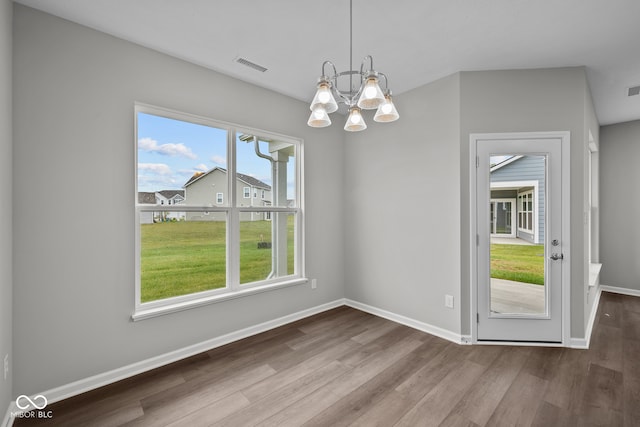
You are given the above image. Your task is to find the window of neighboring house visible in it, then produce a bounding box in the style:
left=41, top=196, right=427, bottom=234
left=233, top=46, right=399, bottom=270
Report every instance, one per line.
left=135, top=104, right=304, bottom=320
left=517, top=190, right=534, bottom=232
left=261, top=190, right=265, bottom=199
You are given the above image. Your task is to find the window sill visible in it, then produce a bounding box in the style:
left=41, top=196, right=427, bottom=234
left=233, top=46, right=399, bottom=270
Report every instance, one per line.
left=589, top=263, right=602, bottom=288
left=132, top=278, right=309, bottom=321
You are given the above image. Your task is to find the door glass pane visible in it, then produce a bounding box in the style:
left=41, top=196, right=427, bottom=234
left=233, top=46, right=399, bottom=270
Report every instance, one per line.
left=495, top=202, right=512, bottom=234
left=489, top=155, right=546, bottom=315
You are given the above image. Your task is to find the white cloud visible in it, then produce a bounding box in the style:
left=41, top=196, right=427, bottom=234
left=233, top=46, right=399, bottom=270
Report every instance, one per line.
left=211, top=155, right=226, bottom=166
left=138, top=163, right=172, bottom=175
left=194, top=163, right=209, bottom=172
left=139, top=137, right=197, bottom=160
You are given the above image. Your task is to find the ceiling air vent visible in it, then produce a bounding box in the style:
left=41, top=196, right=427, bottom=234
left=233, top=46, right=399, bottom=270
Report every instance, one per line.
left=628, top=85, right=640, bottom=97
left=235, top=57, right=268, bottom=73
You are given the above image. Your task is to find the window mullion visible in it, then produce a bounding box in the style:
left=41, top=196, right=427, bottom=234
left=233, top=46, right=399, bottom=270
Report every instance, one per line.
left=228, top=129, right=239, bottom=290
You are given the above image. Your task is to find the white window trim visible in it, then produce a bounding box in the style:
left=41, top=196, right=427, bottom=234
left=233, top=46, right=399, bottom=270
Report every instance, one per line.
left=243, top=187, right=250, bottom=198
left=517, top=190, right=534, bottom=233
left=491, top=180, right=539, bottom=244
left=490, top=198, right=517, bottom=238
left=134, top=103, right=306, bottom=320
left=216, top=192, right=223, bottom=204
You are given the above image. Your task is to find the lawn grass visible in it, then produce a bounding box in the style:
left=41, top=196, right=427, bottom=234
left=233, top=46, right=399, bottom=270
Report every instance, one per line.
left=140, top=219, right=294, bottom=303
left=490, top=243, right=545, bottom=285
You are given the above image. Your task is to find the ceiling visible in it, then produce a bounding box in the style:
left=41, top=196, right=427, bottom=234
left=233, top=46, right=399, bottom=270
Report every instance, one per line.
left=14, top=0, right=640, bottom=125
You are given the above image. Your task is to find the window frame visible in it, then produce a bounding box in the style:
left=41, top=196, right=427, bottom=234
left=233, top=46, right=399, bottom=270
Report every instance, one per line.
left=517, top=190, right=534, bottom=233
left=243, top=187, right=250, bottom=198
left=133, top=103, right=306, bottom=321
left=216, top=192, right=224, bottom=204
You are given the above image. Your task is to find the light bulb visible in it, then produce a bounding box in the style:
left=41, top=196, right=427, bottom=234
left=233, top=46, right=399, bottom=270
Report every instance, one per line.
left=357, top=77, right=385, bottom=110
left=364, top=85, right=378, bottom=99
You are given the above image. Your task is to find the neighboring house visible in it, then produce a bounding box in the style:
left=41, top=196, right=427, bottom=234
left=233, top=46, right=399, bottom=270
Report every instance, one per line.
left=490, top=155, right=545, bottom=244
left=156, top=190, right=185, bottom=206
left=183, top=167, right=272, bottom=221
left=137, top=190, right=185, bottom=223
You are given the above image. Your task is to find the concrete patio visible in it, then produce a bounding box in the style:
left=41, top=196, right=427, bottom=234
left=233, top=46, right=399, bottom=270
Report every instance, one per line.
left=490, top=278, right=545, bottom=314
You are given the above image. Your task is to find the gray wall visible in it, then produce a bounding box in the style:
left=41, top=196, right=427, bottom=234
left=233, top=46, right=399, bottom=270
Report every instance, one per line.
left=13, top=5, right=345, bottom=395
left=599, top=120, right=640, bottom=291
left=344, top=73, right=462, bottom=334
left=1, top=0, right=12, bottom=417
left=459, top=68, right=595, bottom=339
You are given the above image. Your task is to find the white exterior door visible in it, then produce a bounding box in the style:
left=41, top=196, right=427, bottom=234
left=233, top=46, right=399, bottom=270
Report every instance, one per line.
left=473, top=133, right=567, bottom=343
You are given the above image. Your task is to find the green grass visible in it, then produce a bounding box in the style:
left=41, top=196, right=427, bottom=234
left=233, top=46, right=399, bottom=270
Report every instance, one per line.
left=141, top=218, right=294, bottom=303
left=490, top=244, right=545, bottom=285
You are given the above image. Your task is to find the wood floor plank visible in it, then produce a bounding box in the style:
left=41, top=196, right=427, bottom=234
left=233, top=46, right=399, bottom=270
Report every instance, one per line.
left=216, top=361, right=350, bottom=427
left=530, top=401, right=579, bottom=427
left=127, top=364, right=276, bottom=426
left=623, top=338, right=640, bottom=427
left=578, top=363, right=623, bottom=425
left=588, top=323, right=623, bottom=373
left=163, top=391, right=250, bottom=427
left=394, top=360, right=487, bottom=427
left=256, top=336, right=424, bottom=427
left=301, top=343, right=431, bottom=427
left=242, top=339, right=358, bottom=402
left=542, top=347, right=590, bottom=412
left=446, top=346, right=530, bottom=426
left=484, top=371, right=548, bottom=427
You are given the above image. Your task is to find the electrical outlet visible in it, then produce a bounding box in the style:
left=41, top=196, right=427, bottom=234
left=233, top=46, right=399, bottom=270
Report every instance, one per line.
left=311, top=279, right=317, bottom=289
left=445, top=295, right=454, bottom=309
left=3, top=354, right=8, bottom=380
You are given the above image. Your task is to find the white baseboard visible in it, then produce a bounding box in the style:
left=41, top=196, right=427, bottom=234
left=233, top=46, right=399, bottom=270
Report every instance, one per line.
left=600, top=284, right=640, bottom=298
left=569, top=286, right=602, bottom=349
left=344, top=299, right=463, bottom=344
left=36, top=299, right=345, bottom=406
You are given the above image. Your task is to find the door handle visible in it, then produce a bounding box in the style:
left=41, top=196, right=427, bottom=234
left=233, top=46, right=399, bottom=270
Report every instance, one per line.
left=550, top=253, right=564, bottom=261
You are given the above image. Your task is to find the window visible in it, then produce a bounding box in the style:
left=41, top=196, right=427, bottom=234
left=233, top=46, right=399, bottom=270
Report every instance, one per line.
left=135, top=104, right=303, bottom=319
left=517, top=190, right=533, bottom=232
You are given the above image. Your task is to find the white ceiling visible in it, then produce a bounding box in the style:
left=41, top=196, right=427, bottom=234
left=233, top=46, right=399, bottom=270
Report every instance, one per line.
left=14, top=0, right=640, bottom=125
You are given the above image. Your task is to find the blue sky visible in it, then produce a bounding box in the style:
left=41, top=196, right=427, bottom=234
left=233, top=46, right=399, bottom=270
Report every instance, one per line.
left=137, top=112, right=280, bottom=193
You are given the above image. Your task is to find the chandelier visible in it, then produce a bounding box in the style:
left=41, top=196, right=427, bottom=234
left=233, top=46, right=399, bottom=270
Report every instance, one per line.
left=307, top=0, right=399, bottom=131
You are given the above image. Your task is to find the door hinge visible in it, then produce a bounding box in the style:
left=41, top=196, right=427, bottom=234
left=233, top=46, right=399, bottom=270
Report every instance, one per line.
left=476, top=234, right=479, bottom=246
left=477, top=313, right=479, bottom=323
left=476, top=156, right=479, bottom=168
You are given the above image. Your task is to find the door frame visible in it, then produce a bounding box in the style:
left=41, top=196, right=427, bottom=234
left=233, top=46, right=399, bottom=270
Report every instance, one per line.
left=489, top=198, right=517, bottom=238
left=469, top=131, right=571, bottom=346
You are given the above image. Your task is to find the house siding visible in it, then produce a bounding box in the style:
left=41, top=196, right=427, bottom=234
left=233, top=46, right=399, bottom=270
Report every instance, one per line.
left=184, top=169, right=272, bottom=221
left=491, top=156, right=545, bottom=243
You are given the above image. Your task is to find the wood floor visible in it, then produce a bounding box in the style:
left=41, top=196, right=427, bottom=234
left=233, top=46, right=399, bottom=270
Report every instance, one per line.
left=15, top=291, right=640, bottom=426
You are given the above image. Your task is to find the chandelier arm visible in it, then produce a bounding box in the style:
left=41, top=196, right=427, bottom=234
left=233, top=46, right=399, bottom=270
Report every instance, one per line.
left=321, top=60, right=338, bottom=80
left=377, top=72, right=389, bottom=91
left=360, top=55, right=375, bottom=75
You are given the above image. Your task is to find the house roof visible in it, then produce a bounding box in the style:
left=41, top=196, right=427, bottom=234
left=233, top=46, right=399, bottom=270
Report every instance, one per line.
left=157, top=190, right=185, bottom=199
left=183, top=167, right=271, bottom=190
left=137, top=192, right=156, bottom=204
left=490, top=156, right=523, bottom=173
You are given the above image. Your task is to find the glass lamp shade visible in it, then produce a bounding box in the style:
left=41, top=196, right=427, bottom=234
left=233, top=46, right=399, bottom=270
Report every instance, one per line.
left=310, top=82, right=338, bottom=113
left=307, top=106, right=332, bottom=128
left=357, top=77, right=385, bottom=110
left=374, top=94, right=399, bottom=123
left=344, top=107, right=367, bottom=132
